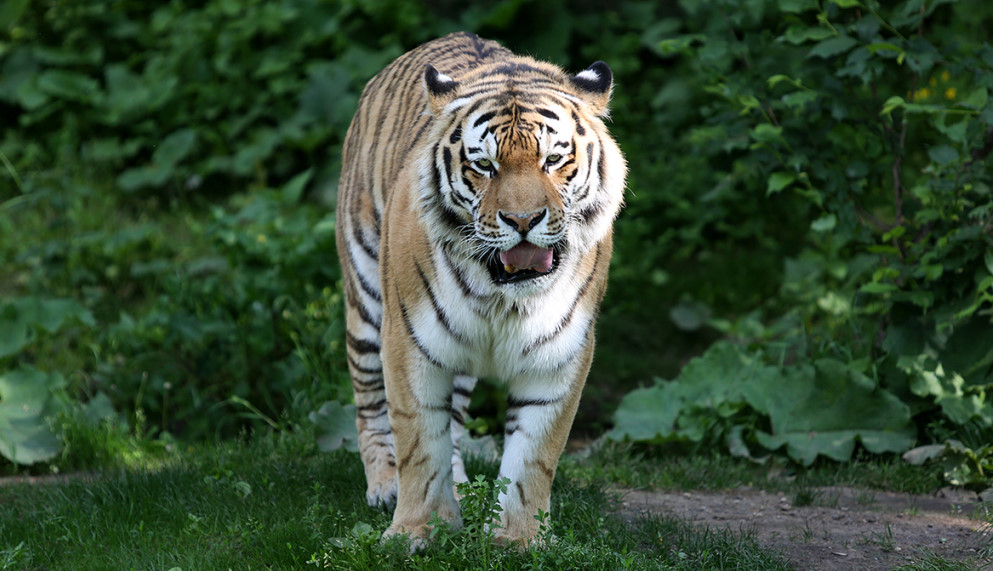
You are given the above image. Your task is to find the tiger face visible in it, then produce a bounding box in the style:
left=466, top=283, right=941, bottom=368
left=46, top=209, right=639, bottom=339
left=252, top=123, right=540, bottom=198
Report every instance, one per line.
left=419, top=62, right=620, bottom=291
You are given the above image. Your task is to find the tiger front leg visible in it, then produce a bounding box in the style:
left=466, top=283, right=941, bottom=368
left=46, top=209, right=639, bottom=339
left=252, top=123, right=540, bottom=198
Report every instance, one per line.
left=494, top=358, right=589, bottom=547
left=380, top=340, right=462, bottom=545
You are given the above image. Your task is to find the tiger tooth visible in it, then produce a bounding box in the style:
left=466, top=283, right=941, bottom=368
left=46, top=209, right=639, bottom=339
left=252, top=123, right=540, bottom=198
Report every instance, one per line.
left=504, top=264, right=518, bottom=274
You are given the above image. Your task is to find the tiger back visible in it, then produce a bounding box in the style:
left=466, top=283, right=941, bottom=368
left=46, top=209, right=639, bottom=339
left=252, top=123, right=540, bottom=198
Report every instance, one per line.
left=335, top=32, right=626, bottom=547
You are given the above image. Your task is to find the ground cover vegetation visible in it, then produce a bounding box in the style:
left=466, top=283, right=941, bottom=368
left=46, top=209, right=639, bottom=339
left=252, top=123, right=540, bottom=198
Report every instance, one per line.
left=1, top=0, right=992, bottom=564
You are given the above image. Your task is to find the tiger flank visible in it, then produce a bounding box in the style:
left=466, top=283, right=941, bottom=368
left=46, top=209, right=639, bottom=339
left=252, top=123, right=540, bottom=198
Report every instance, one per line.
left=335, top=32, right=626, bottom=547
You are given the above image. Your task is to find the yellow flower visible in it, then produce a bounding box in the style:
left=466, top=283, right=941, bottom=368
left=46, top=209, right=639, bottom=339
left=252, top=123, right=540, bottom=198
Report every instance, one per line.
left=929, top=77, right=938, bottom=87
left=257, top=234, right=267, bottom=243
left=916, top=87, right=931, bottom=100
left=945, top=87, right=957, bottom=100
left=940, top=70, right=951, bottom=82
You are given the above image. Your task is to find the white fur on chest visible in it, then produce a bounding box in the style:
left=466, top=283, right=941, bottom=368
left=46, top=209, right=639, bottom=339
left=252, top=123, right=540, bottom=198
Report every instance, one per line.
left=405, top=248, right=594, bottom=382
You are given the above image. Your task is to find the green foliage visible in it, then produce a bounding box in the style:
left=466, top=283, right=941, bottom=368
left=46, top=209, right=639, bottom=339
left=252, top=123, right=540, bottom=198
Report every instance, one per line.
left=310, top=400, right=359, bottom=453
left=609, top=341, right=916, bottom=465
left=607, top=0, right=993, bottom=484
left=0, top=297, right=93, bottom=465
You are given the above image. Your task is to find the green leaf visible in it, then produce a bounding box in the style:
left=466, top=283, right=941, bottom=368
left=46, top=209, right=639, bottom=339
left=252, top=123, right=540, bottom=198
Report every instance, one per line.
left=984, top=250, right=993, bottom=277
left=0, top=297, right=94, bottom=358
left=609, top=342, right=778, bottom=444
left=281, top=168, right=313, bottom=204
left=928, top=144, right=959, bottom=166
left=810, top=214, right=837, bottom=232
left=767, top=74, right=792, bottom=88
left=0, top=366, right=64, bottom=465
left=830, top=0, right=861, bottom=7
left=807, top=36, right=859, bottom=59
left=746, top=360, right=915, bottom=465
left=961, top=87, right=989, bottom=109
left=309, top=401, right=358, bottom=452
left=781, top=25, right=834, bottom=45
left=751, top=124, right=784, bottom=145
left=767, top=171, right=796, bottom=194
left=36, top=70, right=101, bottom=102
left=860, top=282, right=897, bottom=294
left=881, top=95, right=905, bottom=117
left=153, top=128, right=198, bottom=167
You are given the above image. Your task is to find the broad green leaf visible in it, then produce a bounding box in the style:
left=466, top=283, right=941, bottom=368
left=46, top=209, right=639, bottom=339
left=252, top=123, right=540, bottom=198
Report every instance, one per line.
left=0, top=297, right=94, bottom=358
left=985, top=249, right=993, bottom=277
left=282, top=168, right=314, bottom=204
left=36, top=69, right=101, bottom=102
left=961, top=87, right=989, bottom=109
left=767, top=74, right=792, bottom=88
left=860, top=282, right=897, bottom=294
left=751, top=124, right=784, bottom=144
left=767, top=171, right=795, bottom=195
left=807, top=36, right=859, bottom=59
left=881, top=95, right=905, bottom=117
left=810, top=214, right=836, bottom=232
left=746, top=360, right=915, bottom=466
left=928, top=144, right=959, bottom=166
left=117, top=165, right=171, bottom=191
left=309, top=400, right=358, bottom=452
left=781, top=25, right=834, bottom=45
left=0, top=366, right=64, bottom=464
left=609, top=342, right=774, bottom=444
left=830, top=0, right=861, bottom=7
left=865, top=42, right=903, bottom=57
left=153, top=128, right=197, bottom=167
left=606, top=383, right=685, bottom=442
left=782, top=90, right=818, bottom=109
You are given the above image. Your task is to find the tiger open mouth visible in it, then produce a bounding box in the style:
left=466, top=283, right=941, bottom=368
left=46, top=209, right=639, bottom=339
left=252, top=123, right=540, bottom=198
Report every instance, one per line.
left=486, top=241, right=560, bottom=284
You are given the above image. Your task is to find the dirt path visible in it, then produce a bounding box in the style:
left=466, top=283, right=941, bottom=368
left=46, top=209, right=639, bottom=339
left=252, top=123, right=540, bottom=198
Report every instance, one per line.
left=619, top=486, right=992, bottom=570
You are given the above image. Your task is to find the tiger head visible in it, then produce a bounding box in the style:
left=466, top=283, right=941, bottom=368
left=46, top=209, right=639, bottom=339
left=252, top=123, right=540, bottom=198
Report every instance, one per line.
left=417, top=58, right=626, bottom=290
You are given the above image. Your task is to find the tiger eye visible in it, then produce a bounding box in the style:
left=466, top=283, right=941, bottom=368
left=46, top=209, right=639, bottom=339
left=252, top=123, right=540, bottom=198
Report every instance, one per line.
left=475, top=158, right=492, bottom=169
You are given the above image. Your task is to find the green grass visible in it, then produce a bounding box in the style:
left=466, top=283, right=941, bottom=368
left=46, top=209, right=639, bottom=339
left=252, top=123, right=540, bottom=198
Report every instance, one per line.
left=0, top=431, right=794, bottom=570
left=561, top=440, right=946, bottom=497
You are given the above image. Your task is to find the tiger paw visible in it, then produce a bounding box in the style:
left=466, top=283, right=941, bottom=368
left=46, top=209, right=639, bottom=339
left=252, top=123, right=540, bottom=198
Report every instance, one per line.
left=365, top=476, right=398, bottom=510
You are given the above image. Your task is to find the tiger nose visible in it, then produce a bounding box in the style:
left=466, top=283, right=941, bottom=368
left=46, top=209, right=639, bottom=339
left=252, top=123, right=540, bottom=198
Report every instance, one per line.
left=498, top=209, right=547, bottom=234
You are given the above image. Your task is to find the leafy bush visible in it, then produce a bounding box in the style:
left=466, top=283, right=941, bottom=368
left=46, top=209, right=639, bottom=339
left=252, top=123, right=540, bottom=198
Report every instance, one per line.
left=609, top=0, right=993, bottom=480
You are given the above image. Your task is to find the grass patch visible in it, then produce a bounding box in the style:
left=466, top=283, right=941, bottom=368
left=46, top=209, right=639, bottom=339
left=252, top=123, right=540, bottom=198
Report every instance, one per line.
left=562, top=441, right=946, bottom=496
left=0, top=432, right=793, bottom=570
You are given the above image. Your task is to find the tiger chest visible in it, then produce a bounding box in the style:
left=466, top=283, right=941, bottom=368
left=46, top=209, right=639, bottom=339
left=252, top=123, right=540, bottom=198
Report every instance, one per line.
left=402, top=274, right=594, bottom=381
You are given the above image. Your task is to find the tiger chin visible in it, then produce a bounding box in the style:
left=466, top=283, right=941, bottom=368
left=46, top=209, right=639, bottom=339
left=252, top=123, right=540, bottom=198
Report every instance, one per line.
left=335, top=31, right=626, bottom=548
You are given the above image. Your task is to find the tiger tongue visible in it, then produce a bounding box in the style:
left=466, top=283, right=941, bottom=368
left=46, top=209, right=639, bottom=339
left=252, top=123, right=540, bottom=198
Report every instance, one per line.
left=499, top=242, right=554, bottom=274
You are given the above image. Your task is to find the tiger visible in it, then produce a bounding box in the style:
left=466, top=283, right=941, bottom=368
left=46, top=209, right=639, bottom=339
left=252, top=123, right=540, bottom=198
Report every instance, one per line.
left=335, top=31, right=626, bottom=547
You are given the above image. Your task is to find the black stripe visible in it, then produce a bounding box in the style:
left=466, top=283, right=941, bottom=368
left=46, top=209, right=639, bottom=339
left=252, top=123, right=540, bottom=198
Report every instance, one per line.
left=344, top=246, right=382, bottom=303
left=346, top=331, right=380, bottom=355
left=441, top=248, right=486, bottom=301
left=507, top=395, right=562, bottom=408
left=358, top=398, right=387, bottom=412
left=574, top=142, right=596, bottom=203
left=572, top=110, right=586, bottom=136
left=345, top=287, right=381, bottom=329
left=399, top=299, right=446, bottom=368
left=473, top=111, right=496, bottom=128
left=415, top=260, right=467, bottom=343
left=537, top=107, right=559, bottom=120
left=348, top=354, right=382, bottom=375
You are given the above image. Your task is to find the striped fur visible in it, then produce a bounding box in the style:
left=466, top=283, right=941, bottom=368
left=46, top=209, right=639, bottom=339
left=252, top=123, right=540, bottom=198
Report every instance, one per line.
left=335, top=32, right=625, bottom=547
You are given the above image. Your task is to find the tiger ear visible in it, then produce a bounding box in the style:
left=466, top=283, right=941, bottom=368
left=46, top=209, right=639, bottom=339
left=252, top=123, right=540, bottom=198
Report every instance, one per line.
left=568, top=61, right=613, bottom=116
left=424, top=65, right=460, bottom=114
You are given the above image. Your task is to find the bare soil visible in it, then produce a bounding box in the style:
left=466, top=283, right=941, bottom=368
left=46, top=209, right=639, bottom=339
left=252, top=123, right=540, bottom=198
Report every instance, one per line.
left=618, top=485, right=992, bottom=570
